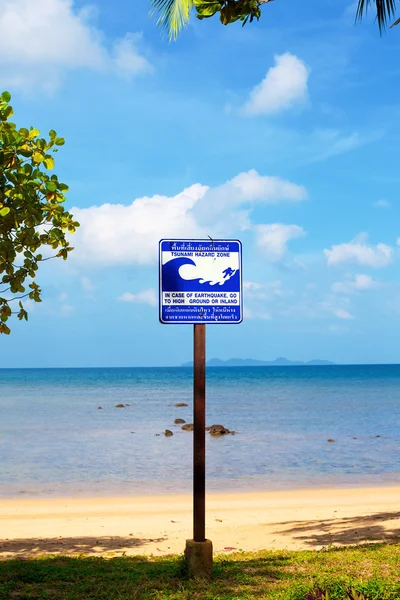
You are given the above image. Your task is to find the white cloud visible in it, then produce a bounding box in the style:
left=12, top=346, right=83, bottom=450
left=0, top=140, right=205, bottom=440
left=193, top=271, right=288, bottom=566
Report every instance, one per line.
left=243, top=307, right=271, bottom=320
left=71, top=170, right=306, bottom=267
left=353, top=274, right=378, bottom=290
left=243, top=281, right=285, bottom=322
left=244, top=280, right=285, bottom=299
left=60, top=303, right=74, bottom=317
left=230, top=170, right=307, bottom=202
left=117, top=289, right=157, bottom=307
left=81, top=276, right=95, bottom=293
left=288, top=128, right=382, bottom=165
left=192, top=169, right=307, bottom=230
left=242, top=53, right=309, bottom=116
left=55, top=291, right=74, bottom=316
left=321, top=296, right=354, bottom=320
left=332, top=274, right=380, bottom=294
left=243, top=281, right=264, bottom=292
left=0, top=0, right=150, bottom=89
left=254, top=223, right=305, bottom=262
left=324, top=234, right=393, bottom=268
left=112, top=33, right=152, bottom=78
left=374, top=200, right=391, bottom=209
left=333, top=307, right=353, bottom=320
left=72, top=184, right=205, bottom=267
left=310, top=130, right=372, bottom=163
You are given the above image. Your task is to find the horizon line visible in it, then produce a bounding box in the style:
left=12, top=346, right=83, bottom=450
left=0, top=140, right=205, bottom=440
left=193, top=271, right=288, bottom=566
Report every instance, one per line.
left=1, top=362, right=400, bottom=370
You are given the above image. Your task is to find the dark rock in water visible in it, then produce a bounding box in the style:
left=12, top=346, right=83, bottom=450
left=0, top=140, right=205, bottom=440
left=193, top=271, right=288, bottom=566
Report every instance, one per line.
left=174, top=418, right=186, bottom=424
left=208, top=424, right=230, bottom=436
left=165, top=429, right=174, bottom=437
left=182, top=423, right=194, bottom=431
left=175, top=403, right=188, bottom=407
left=125, top=404, right=130, bottom=407
left=155, top=434, right=160, bottom=436
left=376, top=435, right=381, bottom=438
left=98, top=407, right=103, bottom=410
left=230, top=431, right=237, bottom=435
left=327, top=439, right=335, bottom=443
left=115, top=404, right=125, bottom=408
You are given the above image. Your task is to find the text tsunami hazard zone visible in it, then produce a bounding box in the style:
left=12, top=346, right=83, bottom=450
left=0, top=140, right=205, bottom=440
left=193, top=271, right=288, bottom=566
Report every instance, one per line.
left=159, top=239, right=242, bottom=324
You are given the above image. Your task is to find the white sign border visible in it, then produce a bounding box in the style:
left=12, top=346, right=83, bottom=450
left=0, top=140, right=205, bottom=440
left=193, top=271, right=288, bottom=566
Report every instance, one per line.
left=158, top=238, right=243, bottom=325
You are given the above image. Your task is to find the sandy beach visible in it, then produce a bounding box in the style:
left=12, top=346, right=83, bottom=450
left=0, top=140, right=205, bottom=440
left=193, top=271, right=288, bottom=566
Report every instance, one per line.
left=1, top=486, right=400, bottom=559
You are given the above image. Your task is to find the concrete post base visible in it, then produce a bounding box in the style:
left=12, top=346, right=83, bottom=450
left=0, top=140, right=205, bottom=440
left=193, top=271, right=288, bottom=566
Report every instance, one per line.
left=185, top=539, right=213, bottom=578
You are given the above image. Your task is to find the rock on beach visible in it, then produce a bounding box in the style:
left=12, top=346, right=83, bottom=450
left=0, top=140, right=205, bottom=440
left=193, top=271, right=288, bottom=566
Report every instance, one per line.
left=208, top=424, right=230, bottom=436
left=182, top=423, right=194, bottom=431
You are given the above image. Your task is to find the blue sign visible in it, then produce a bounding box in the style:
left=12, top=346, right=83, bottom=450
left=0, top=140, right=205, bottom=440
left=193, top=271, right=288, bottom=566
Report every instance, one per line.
left=159, top=239, right=243, bottom=324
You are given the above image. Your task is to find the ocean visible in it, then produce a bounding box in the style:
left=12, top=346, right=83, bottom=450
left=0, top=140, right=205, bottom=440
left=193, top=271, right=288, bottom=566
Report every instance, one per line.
left=1, top=365, right=400, bottom=497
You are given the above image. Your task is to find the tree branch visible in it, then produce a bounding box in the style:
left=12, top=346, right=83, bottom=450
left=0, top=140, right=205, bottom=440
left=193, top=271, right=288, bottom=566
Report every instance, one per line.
left=4, top=292, right=31, bottom=302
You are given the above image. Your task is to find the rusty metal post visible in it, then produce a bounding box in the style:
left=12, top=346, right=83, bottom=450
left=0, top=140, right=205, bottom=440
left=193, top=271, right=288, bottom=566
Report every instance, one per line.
left=193, top=323, right=206, bottom=542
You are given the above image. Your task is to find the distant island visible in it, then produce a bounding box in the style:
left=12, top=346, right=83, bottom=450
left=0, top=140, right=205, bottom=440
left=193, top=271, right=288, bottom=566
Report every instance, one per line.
left=181, top=357, right=335, bottom=367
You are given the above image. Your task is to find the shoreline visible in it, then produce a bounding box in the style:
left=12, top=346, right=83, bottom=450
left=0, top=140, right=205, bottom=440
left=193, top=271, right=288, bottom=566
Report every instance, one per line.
left=4, top=477, right=400, bottom=500
left=3, top=473, right=400, bottom=500
left=1, top=484, right=400, bottom=558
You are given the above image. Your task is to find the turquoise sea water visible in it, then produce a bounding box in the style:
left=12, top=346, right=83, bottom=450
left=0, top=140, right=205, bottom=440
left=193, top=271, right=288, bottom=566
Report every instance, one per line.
left=1, top=365, right=400, bottom=497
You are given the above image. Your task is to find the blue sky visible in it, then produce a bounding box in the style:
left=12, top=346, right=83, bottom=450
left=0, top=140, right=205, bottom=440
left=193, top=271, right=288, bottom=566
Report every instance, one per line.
left=1, top=0, right=400, bottom=367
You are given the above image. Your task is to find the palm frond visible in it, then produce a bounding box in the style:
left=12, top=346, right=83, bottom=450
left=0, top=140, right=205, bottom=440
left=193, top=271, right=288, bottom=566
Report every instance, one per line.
left=356, top=0, right=398, bottom=32
left=150, top=0, right=195, bottom=40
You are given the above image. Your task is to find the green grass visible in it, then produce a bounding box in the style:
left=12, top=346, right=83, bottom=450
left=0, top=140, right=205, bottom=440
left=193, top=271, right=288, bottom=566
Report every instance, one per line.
left=0, top=544, right=399, bottom=600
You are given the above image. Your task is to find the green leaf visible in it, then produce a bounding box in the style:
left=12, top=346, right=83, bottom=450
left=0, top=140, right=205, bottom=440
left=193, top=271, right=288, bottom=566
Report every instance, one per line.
left=4, top=106, right=13, bottom=119
left=29, top=128, right=40, bottom=139
left=0, top=323, right=11, bottom=335
left=32, top=151, right=44, bottom=164
left=195, top=0, right=222, bottom=18
left=1, top=91, right=11, bottom=102
left=43, top=156, right=55, bottom=170
left=356, top=0, right=398, bottom=32
left=46, top=181, right=57, bottom=192
left=151, top=0, right=195, bottom=40
left=220, top=3, right=236, bottom=24
left=55, top=137, right=65, bottom=146
left=0, top=94, right=77, bottom=334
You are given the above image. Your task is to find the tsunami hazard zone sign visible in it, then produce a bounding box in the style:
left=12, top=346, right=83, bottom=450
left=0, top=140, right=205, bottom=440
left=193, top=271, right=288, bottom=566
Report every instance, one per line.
left=159, top=239, right=242, bottom=324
